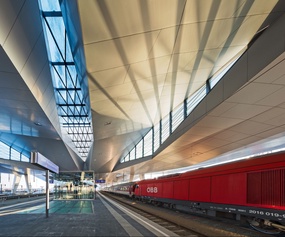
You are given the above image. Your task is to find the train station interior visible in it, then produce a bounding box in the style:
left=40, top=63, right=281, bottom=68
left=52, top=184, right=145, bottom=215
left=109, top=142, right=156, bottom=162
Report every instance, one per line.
left=1, top=0, right=285, bottom=236
left=1, top=0, right=285, bottom=191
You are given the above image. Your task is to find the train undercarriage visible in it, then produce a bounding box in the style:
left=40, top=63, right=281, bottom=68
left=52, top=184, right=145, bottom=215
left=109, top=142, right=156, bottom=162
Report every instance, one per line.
left=135, top=195, right=285, bottom=235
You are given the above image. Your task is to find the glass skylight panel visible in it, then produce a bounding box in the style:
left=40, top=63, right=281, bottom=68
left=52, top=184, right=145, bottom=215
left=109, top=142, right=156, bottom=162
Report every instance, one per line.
left=153, top=123, right=160, bottom=152
left=46, top=17, right=65, bottom=54
left=161, top=115, right=170, bottom=144
left=144, top=129, right=153, bottom=156
left=0, top=141, right=31, bottom=162
left=38, top=0, right=93, bottom=161
left=67, top=66, right=78, bottom=85
left=0, top=142, right=10, bottom=159
left=21, top=154, right=30, bottom=162
left=209, top=53, right=243, bottom=89
left=171, top=103, right=184, bottom=132
left=125, top=154, right=130, bottom=162
left=11, top=149, right=20, bottom=161
left=40, top=0, right=60, bottom=11
left=53, top=67, right=65, bottom=87
left=44, top=23, right=62, bottom=62
left=130, top=149, right=135, bottom=160
left=186, top=85, right=207, bottom=116
left=136, top=140, right=143, bottom=158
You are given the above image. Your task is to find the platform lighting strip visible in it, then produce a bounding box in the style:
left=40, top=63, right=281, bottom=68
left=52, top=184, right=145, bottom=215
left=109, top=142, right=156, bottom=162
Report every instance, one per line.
left=120, top=52, right=244, bottom=163
left=38, top=0, right=93, bottom=161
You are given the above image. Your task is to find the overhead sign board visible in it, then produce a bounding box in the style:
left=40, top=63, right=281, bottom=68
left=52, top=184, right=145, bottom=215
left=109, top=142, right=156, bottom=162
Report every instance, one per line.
left=31, top=152, right=59, bottom=174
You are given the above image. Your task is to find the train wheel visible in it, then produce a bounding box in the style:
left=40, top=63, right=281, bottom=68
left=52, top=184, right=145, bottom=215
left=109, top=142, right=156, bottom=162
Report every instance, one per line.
left=248, top=218, right=282, bottom=235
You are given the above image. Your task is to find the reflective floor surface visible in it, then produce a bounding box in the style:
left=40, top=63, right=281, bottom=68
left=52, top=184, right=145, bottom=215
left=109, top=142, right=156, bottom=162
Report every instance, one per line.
left=19, top=200, right=94, bottom=214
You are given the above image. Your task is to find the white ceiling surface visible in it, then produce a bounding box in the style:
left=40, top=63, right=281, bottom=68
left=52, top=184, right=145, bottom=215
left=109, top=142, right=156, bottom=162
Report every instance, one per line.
left=81, top=0, right=278, bottom=124
left=1, top=0, right=285, bottom=180
left=78, top=0, right=285, bottom=178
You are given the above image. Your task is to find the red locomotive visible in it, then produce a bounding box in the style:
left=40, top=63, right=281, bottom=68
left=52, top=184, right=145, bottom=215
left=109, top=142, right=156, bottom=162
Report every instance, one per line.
left=106, top=152, right=285, bottom=234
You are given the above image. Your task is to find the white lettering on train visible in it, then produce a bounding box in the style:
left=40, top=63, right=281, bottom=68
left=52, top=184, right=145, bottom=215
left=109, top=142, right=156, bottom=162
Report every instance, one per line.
left=146, top=187, right=158, bottom=193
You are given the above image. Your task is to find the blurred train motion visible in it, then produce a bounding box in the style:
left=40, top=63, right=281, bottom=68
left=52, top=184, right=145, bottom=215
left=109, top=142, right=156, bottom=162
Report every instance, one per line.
left=104, top=152, right=285, bottom=235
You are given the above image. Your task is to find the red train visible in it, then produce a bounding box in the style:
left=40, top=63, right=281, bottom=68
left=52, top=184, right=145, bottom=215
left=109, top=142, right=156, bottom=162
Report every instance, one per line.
left=106, top=152, right=285, bottom=234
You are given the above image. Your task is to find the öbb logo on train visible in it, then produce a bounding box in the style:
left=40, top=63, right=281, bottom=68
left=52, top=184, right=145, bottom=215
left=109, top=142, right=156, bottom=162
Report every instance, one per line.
left=146, top=187, right=158, bottom=193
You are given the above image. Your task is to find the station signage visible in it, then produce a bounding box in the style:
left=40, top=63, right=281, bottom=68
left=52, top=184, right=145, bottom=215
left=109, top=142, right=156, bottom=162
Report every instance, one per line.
left=31, top=152, right=59, bottom=174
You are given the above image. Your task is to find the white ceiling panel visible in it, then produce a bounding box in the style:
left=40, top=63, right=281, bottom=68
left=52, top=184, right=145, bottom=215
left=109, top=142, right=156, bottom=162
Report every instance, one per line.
left=0, top=0, right=24, bottom=45
left=20, top=33, right=47, bottom=90
left=149, top=27, right=179, bottom=58
left=126, top=56, right=171, bottom=80
left=182, top=0, right=245, bottom=23
left=254, top=58, right=285, bottom=84
left=256, top=126, right=285, bottom=139
left=250, top=107, right=285, bottom=124
left=79, top=0, right=186, bottom=43
left=256, top=86, right=285, bottom=106
left=167, top=52, right=197, bottom=72
left=259, top=111, right=285, bottom=127
left=174, top=18, right=244, bottom=54
left=103, top=82, right=134, bottom=98
left=85, top=30, right=161, bottom=72
left=221, top=104, right=270, bottom=120
left=271, top=73, right=285, bottom=85
left=197, top=116, right=243, bottom=130
left=208, top=130, right=237, bottom=141
left=133, top=75, right=165, bottom=93
left=89, top=66, right=129, bottom=88
left=236, top=0, right=279, bottom=16
left=229, top=120, right=275, bottom=136
left=228, top=83, right=283, bottom=104
left=2, top=1, right=42, bottom=72
left=224, top=15, right=277, bottom=48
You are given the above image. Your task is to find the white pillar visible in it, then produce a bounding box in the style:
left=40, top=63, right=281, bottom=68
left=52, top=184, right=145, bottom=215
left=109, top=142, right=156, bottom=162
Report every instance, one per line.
left=129, top=173, right=134, bottom=182
left=81, top=171, right=85, bottom=181
left=24, top=168, right=32, bottom=193
left=139, top=173, right=145, bottom=180
left=12, top=173, right=22, bottom=194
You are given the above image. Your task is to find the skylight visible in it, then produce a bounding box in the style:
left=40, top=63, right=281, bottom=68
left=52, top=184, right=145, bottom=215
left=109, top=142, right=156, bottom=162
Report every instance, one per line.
left=38, top=0, right=93, bottom=161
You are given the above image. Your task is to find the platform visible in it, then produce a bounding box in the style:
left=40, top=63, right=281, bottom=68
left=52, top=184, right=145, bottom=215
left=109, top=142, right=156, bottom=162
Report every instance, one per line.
left=0, top=193, right=178, bottom=236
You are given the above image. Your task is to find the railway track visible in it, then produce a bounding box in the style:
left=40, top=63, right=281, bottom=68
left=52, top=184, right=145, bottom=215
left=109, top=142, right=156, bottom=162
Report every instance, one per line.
left=101, top=191, right=273, bottom=237
left=100, top=191, right=206, bottom=237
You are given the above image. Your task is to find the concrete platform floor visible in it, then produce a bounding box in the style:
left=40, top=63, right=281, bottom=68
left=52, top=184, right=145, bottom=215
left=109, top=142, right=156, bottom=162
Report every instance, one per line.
left=0, top=194, right=177, bottom=236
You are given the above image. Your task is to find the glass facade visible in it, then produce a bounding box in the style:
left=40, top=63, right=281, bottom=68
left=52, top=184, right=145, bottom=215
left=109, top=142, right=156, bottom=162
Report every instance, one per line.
left=0, top=141, right=30, bottom=162
left=53, top=171, right=95, bottom=200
